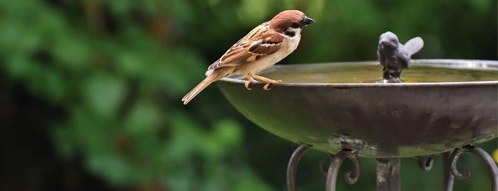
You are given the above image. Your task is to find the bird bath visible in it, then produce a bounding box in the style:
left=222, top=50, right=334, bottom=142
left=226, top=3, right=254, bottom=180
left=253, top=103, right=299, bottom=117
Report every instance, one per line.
left=217, top=59, right=498, bottom=191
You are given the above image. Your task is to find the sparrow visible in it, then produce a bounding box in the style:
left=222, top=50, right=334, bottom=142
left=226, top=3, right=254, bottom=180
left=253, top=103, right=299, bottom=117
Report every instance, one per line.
left=182, top=10, right=315, bottom=105
left=377, top=31, right=424, bottom=83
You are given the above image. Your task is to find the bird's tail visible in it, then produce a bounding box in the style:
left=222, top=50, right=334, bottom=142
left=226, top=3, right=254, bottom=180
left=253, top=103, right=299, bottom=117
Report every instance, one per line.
left=182, top=74, right=220, bottom=105
left=405, top=37, right=424, bottom=57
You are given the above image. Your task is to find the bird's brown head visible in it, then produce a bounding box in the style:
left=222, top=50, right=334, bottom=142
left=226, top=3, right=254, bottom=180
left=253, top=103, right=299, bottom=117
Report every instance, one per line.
left=270, top=10, right=315, bottom=34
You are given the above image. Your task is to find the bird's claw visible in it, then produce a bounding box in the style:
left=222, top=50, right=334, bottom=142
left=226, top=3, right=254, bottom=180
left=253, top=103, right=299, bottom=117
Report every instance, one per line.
left=244, top=80, right=253, bottom=90
left=263, top=83, right=272, bottom=90
left=245, top=74, right=281, bottom=91
left=244, top=74, right=255, bottom=90
left=263, top=80, right=282, bottom=90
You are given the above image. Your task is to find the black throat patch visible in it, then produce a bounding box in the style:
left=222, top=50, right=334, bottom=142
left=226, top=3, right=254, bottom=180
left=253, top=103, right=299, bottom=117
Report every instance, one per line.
left=284, top=30, right=295, bottom=37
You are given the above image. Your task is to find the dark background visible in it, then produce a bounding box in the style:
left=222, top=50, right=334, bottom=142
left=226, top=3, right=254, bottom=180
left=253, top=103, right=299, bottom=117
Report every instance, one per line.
left=0, top=0, right=496, bottom=191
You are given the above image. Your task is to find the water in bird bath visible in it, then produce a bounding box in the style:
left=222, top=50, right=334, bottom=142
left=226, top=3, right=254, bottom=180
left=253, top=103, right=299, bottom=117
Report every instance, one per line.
left=259, top=61, right=498, bottom=83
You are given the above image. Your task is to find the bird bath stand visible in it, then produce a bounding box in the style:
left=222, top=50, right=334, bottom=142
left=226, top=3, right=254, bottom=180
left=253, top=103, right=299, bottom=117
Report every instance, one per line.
left=217, top=59, right=498, bottom=191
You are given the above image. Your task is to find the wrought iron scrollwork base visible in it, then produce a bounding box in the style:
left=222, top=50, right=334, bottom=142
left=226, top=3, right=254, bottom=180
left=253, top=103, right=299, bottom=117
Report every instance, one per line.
left=287, top=144, right=311, bottom=191
left=325, top=149, right=360, bottom=191
left=443, top=145, right=498, bottom=191
left=286, top=145, right=360, bottom=191
left=287, top=144, right=497, bottom=191
left=417, top=155, right=435, bottom=171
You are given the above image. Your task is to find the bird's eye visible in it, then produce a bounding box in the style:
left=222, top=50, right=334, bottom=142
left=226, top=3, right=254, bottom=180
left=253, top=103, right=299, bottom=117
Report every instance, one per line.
left=291, top=22, right=300, bottom=28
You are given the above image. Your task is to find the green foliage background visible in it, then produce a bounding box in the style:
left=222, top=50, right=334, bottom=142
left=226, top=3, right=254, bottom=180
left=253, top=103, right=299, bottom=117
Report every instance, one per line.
left=0, top=0, right=496, bottom=191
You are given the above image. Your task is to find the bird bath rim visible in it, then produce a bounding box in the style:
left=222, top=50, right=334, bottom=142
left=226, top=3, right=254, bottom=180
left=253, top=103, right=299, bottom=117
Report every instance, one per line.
left=220, top=59, right=498, bottom=87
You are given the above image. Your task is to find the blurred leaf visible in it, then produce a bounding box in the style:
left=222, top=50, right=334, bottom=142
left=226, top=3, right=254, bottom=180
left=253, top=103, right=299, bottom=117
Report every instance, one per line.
left=233, top=169, right=274, bottom=191
left=335, top=0, right=381, bottom=33
left=167, top=112, right=204, bottom=161
left=170, top=0, right=195, bottom=23
left=116, top=50, right=144, bottom=77
left=87, top=153, right=134, bottom=185
left=70, top=106, right=113, bottom=154
left=82, top=73, right=127, bottom=118
left=51, top=124, right=77, bottom=159
left=470, top=0, right=493, bottom=12
left=212, top=118, right=243, bottom=146
left=52, top=33, right=91, bottom=72
left=36, top=67, right=66, bottom=103
left=105, top=0, right=133, bottom=16
left=238, top=0, right=270, bottom=23
left=5, top=53, right=31, bottom=78
left=161, top=47, right=205, bottom=96
left=201, top=118, right=243, bottom=160
left=124, top=102, right=161, bottom=134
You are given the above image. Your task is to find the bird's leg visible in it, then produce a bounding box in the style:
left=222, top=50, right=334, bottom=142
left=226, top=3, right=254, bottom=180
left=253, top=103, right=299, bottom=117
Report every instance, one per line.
left=382, top=67, right=402, bottom=83
left=244, top=74, right=254, bottom=90
left=252, top=75, right=282, bottom=90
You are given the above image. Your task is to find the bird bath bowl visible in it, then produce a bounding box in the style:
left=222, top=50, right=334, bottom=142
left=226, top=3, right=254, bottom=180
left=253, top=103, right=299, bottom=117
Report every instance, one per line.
left=217, top=59, right=498, bottom=191
left=218, top=59, right=497, bottom=157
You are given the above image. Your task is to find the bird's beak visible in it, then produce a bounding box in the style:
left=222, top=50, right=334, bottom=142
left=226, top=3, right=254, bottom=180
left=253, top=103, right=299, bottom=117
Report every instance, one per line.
left=301, top=16, right=315, bottom=27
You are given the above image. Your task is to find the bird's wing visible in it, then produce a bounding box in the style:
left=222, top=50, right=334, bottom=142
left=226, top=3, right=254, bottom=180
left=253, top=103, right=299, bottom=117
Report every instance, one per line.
left=208, top=22, right=284, bottom=70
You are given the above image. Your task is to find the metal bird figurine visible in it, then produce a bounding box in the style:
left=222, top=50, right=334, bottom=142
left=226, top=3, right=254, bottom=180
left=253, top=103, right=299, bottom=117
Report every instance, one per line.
left=377, top=31, right=424, bottom=83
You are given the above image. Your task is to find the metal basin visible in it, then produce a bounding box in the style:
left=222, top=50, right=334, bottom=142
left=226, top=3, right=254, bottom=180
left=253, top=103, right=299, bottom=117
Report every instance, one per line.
left=217, top=59, right=498, bottom=158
